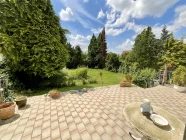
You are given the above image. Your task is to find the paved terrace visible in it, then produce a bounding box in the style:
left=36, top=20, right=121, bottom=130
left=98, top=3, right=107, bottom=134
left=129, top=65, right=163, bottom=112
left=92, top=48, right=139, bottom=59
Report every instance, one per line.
left=0, top=85, right=186, bottom=140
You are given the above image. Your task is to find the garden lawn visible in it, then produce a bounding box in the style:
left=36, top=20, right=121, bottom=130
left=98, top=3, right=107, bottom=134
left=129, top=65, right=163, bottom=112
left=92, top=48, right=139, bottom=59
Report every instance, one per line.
left=67, top=68, right=124, bottom=86
left=20, top=68, right=124, bottom=96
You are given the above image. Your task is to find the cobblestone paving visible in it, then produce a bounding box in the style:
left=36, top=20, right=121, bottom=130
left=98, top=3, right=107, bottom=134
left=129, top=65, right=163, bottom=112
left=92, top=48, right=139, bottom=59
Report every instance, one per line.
left=0, top=85, right=186, bottom=140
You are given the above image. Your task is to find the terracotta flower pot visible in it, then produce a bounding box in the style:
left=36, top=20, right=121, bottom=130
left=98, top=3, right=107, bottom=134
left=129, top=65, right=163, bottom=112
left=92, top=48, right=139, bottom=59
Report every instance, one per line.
left=0, top=102, right=15, bottom=119
left=15, top=96, right=27, bottom=108
left=120, top=82, right=125, bottom=87
left=120, top=81, right=132, bottom=87
left=48, top=90, right=60, bottom=99
left=124, top=81, right=132, bottom=87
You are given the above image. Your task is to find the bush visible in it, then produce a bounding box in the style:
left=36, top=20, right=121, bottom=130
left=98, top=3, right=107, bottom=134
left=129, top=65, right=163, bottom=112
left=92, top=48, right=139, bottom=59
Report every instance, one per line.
left=133, top=68, right=156, bottom=88
left=105, top=53, right=121, bottom=72
left=123, top=74, right=132, bottom=81
left=118, top=64, right=127, bottom=74
left=39, top=71, right=68, bottom=88
left=66, top=77, right=76, bottom=87
left=76, top=68, right=88, bottom=79
left=87, top=77, right=97, bottom=84
left=172, top=66, right=186, bottom=87
left=82, top=78, right=87, bottom=85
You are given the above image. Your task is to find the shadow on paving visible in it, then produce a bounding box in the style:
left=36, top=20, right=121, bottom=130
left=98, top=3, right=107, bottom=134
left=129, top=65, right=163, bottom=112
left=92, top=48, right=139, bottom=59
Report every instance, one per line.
left=0, top=114, right=20, bottom=126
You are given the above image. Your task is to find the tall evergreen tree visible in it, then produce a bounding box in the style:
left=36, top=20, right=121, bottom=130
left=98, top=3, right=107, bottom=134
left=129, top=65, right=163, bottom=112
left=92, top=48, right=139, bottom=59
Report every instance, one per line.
left=133, top=26, right=161, bottom=70
left=66, top=43, right=75, bottom=69
left=88, top=34, right=99, bottom=68
left=0, top=0, right=69, bottom=88
left=161, top=25, right=170, bottom=42
left=98, top=28, right=107, bottom=69
left=74, top=45, right=82, bottom=67
left=158, top=26, right=171, bottom=69
left=66, top=44, right=83, bottom=68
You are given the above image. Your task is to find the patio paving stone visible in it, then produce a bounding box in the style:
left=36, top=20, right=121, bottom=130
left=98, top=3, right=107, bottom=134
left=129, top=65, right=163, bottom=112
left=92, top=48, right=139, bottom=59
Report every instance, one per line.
left=0, top=85, right=186, bottom=139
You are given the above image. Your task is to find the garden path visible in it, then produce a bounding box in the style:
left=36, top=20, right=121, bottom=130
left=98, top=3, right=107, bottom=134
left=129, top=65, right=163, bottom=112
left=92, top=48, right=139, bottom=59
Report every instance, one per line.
left=0, top=85, right=186, bottom=140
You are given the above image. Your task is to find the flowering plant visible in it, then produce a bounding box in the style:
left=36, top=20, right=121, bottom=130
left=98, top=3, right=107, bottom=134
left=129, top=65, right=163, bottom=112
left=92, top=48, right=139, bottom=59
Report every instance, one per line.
left=100, top=72, right=103, bottom=86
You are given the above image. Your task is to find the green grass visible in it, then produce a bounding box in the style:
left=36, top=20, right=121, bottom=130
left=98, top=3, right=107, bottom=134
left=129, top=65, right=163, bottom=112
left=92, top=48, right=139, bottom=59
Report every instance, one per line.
left=19, top=68, right=124, bottom=96
left=67, top=68, right=124, bottom=86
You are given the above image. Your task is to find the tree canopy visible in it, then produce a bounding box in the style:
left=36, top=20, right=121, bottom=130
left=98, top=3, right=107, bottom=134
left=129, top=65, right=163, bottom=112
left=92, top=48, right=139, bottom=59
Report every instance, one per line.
left=87, top=28, right=107, bottom=68
left=132, top=26, right=161, bottom=70
left=0, top=0, right=69, bottom=88
left=105, top=53, right=120, bottom=72
left=88, top=34, right=99, bottom=68
left=66, top=44, right=83, bottom=69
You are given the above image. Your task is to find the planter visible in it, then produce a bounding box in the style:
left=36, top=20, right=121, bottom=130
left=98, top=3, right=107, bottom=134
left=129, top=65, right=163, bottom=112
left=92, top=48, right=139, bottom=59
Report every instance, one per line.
left=120, top=81, right=132, bottom=87
left=174, top=85, right=186, bottom=93
left=120, top=82, right=125, bottom=87
left=48, top=90, right=60, bottom=99
left=82, top=88, right=87, bottom=92
left=15, top=96, right=27, bottom=108
left=0, top=102, right=15, bottom=119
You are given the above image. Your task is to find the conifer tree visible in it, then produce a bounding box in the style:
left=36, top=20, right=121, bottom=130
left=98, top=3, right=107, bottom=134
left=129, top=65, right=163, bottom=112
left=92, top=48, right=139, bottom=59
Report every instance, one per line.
left=133, top=26, right=161, bottom=70
left=88, top=34, right=99, bottom=68
left=98, top=28, right=107, bottom=68
left=0, top=0, right=69, bottom=88
left=161, top=25, right=170, bottom=42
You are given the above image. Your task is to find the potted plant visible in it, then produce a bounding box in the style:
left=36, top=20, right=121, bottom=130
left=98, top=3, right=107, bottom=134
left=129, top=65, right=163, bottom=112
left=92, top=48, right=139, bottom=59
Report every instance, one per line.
left=0, top=88, right=16, bottom=119
left=120, top=74, right=132, bottom=87
left=172, top=66, right=186, bottom=93
left=48, top=89, right=61, bottom=99
left=15, top=96, right=27, bottom=108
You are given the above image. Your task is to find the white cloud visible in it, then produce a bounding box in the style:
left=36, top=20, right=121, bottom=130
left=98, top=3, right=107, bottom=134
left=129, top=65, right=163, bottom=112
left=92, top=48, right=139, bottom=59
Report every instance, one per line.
left=92, top=27, right=125, bottom=36
left=106, top=9, right=116, bottom=24
left=103, top=0, right=179, bottom=36
left=97, top=9, right=105, bottom=19
left=86, top=35, right=92, bottom=40
left=105, top=4, right=186, bottom=38
left=106, top=0, right=178, bottom=19
left=91, top=28, right=102, bottom=34
left=83, top=0, right=89, bottom=3
left=60, top=0, right=103, bottom=28
left=59, top=7, right=74, bottom=21
left=68, top=34, right=91, bottom=51
left=184, top=39, right=186, bottom=43
left=151, top=5, right=186, bottom=38
left=171, top=5, right=186, bottom=29
left=117, top=39, right=134, bottom=50
left=106, top=28, right=125, bottom=36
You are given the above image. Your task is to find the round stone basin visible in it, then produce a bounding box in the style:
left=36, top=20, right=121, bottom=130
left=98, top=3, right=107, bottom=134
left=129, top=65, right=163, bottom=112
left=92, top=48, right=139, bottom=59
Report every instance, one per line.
left=123, top=102, right=184, bottom=140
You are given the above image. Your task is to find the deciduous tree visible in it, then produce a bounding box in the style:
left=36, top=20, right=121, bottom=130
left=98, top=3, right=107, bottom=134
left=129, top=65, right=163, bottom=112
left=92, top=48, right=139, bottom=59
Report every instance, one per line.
left=105, top=53, right=120, bottom=72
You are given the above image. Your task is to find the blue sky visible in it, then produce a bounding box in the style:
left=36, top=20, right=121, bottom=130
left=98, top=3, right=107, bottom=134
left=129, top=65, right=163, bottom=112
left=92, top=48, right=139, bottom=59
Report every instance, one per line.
left=51, top=0, right=186, bottom=54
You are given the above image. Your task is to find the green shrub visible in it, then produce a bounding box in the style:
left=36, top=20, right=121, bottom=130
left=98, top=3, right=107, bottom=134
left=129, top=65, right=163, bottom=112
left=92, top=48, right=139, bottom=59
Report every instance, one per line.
left=66, top=77, right=76, bottom=87
left=82, top=78, right=86, bottom=85
left=105, top=53, right=121, bottom=72
left=88, top=77, right=97, bottom=84
left=76, top=68, right=88, bottom=79
left=172, top=66, right=186, bottom=87
left=118, top=64, right=127, bottom=74
left=39, top=71, right=68, bottom=88
left=124, top=74, right=133, bottom=81
left=2, top=88, right=15, bottom=102
left=138, top=68, right=156, bottom=79
left=133, top=68, right=156, bottom=88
